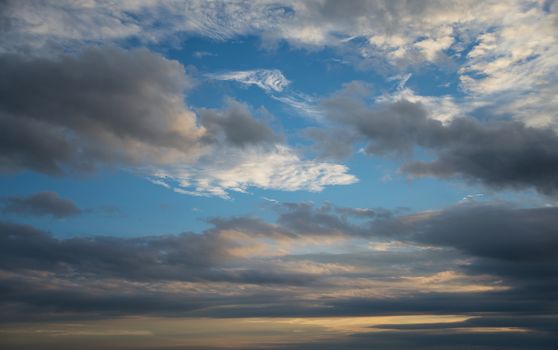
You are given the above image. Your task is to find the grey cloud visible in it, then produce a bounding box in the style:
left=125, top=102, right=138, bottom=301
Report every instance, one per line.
left=321, top=89, right=558, bottom=195
left=304, top=127, right=355, bottom=161
left=401, top=118, right=558, bottom=194
left=1, top=202, right=557, bottom=337
left=0, top=220, right=314, bottom=285
left=199, top=99, right=279, bottom=147
left=369, top=203, right=558, bottom=315
left=372, top=203, right=558, bottom=262
left=2, top=191, right=81, bottom=218
left=206, top=216, right=296, bottom=240
left=271, top=201, right=558, bottom=311
left=0, top=221, right=225, bottom=281
left=273, top=329, right=558, bottom=350
left=275, top=202, right=371, bottom=236
left=274, top=200, right=558, bottom=270
left=0, top=46, right=203, bottom=175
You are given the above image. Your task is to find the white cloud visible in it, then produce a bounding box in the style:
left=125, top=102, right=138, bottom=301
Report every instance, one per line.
left=208, top=69, right=290, bottom=92
left=150, top=144, right=357, bottom=199
left=377, top=87, right=462, bottom=124
left=271, top=92, right=322, bottom=119
left=457, top=3, right=558, bottom=127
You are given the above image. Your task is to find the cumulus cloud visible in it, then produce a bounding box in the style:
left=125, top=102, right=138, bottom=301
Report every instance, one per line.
left=0, top=46, right=205, bottom=175
left=1, top=192, right=81, bottom=218
left=208, top=69, right=290, bottom=92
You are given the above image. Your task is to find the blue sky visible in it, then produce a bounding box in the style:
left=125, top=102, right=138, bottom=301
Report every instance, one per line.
left=1, top=1, right=557, bottom=349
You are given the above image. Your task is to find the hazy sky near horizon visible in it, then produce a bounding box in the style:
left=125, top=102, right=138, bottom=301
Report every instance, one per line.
left=1, top=1, right=558, bottom=349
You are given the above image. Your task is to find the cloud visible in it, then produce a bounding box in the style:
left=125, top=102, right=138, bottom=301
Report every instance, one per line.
left=208, top=69, right=290, bottom=92
left=0, top=46, right=205, bottom=175
left=0, top=47, right=355, bottom=197
left=320, top=88, right=558, bottom=195
left=1, top=191, right=81, bottom=218
left=198, top=99, right=279, bottom=147
left=1, top=201, right=557, bottom=325
left=271, top=92, right=323, bottom=119
left=0, top=199, right=556, bottom=350
left=4, top=0, right=556, bottom=131
left=0, top=219, right=294, bottom=283
left=372, top=203, right=558, bottom=262
left=152, top=144, right=358, bottom=198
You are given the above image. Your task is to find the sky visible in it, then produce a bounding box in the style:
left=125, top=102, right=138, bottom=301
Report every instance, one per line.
left=0, top=1, right=557, bottom=349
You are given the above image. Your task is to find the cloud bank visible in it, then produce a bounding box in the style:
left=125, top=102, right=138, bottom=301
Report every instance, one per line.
left=1, top=201, right=557, bottom=348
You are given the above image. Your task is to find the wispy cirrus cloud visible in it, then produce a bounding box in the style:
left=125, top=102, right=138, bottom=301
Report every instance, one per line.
left=208, top=69, right=290, bottom=92
left=151, top=144, right=357, bottom=199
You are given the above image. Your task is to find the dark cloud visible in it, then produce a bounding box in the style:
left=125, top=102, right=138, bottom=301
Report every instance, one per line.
left=0, top=47, right=203, bottom=175
left=2, top=191, right=81, bottom=218
left=1, top=202, right=557, bottom=350
left=0, top=220, right=316, bottom=286
left=321, top=87, right=558, bottom=195
left=0, top=221, right=226, bottom=280
left=199, top=99, right=279, bottom=147
left=374, top=314, right=558, bottom=333
left=372, top=203, right=558, bottom=262
left=273, top=329, right=558, bottom=350
left=275, top=202, right=371, bottom=236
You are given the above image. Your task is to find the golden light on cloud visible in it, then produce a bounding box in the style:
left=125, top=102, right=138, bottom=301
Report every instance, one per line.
left=249, top=314, right=471, bottom=334
left=1, top=315, right=485, bottom=349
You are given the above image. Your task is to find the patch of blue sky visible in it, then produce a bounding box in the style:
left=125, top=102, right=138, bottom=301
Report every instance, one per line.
left=247, top=152, right=474, bottom=215
left=0, top=170, right=268, bottom=237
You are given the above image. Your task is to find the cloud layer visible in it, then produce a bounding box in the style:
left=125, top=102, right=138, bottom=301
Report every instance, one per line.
left=1, top=201, right=557, bottom=348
